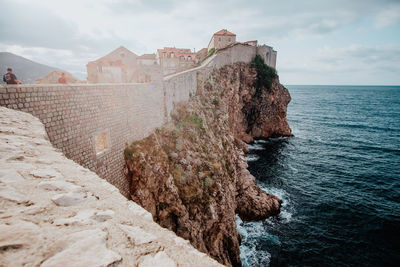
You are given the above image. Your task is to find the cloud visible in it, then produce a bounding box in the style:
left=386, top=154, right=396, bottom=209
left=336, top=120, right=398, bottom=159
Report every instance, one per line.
left=1, top=0, right=399, bottom=84
left=278, top=44, right=400, bottom=84
left=375, top=3, right=400, bottom=28
left=314, top=45, right=400, bottom=70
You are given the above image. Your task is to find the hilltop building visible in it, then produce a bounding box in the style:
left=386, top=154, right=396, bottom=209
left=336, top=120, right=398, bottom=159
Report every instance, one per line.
left=87, top=46, right=161, bottom=83
left=207, top=29, right=277, bottom=69
left=207, top=29, right=237, bottom=51
left=244, top=40, right=258, bottom=46
left=156, top=47, right=198, bottom=75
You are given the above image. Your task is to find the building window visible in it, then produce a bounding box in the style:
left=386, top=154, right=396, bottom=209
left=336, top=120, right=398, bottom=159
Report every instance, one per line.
left=171, top=52, right=174, bottom=58
left=218, top=37, right=221, bottom=42
left=94, top=131, right=110, bottom=155
left=228, top=38, right=231, bottom=43
left=163, top=52, right=166, bottom=58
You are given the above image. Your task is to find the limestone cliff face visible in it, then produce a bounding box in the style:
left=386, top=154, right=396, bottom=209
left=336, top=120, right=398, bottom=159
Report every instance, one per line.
left=124, top=62, right=291, bottom=266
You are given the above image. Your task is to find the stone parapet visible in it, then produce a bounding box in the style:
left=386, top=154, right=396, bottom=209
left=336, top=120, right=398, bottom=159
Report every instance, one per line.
left=0, top=106, right=222, bottom=267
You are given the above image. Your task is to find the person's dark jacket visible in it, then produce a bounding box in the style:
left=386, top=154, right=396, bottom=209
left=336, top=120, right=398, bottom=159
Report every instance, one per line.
left=3, top=73, right=18, bottom=84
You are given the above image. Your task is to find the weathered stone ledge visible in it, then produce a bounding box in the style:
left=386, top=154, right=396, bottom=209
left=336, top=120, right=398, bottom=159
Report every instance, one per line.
left=0, top=106, right=222, bottom=267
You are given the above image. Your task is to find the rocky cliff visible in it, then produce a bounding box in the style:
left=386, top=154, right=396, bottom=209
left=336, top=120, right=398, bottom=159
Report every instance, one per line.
left=124, top=62, right=291, bottom=266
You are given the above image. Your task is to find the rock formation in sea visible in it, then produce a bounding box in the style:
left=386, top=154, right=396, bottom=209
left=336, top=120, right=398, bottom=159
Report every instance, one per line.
left=124, top=61, right=292, bottom=266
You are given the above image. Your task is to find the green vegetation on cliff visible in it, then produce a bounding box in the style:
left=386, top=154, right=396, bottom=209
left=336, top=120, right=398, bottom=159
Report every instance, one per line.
left=207, top=48, right=215, bottom=57
left=251, top=54, right=277, bottom=93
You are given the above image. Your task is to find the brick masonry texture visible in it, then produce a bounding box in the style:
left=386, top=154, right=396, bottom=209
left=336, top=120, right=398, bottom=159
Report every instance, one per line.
left=0, top=83, right=164, bottom=197
left=0, top=44, right=268, bottom=198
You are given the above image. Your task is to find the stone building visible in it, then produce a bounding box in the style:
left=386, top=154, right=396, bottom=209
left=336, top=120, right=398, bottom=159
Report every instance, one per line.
left=244, top=40, right=258, bottom=46
left=156, top=47, right=197, bottom=75
left=36, top=70, right=78, bottom=84
left=256, top=45, right=277, bottom=69
left=87, top=46, right=161, bottom=83
left=207, top=29, right=277, bottom=69
left=207, top=29, right=237, bottom=52
left=137, top=54, right=157, bottom=66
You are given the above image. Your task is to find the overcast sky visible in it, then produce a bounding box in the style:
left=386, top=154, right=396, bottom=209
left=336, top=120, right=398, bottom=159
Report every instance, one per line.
left=1, top=0, right=399, bottom=85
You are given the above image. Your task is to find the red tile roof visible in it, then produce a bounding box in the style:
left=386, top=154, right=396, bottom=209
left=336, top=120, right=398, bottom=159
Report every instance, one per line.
left=213, top=29, right=236, bottom=36
left=157, top=47, right=196, bottom=60
left=138, top=54, right=156, bottom=60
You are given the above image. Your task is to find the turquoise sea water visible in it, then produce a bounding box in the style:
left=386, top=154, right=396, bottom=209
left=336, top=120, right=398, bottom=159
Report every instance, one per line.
left=238, top=85, right=400, bottom=266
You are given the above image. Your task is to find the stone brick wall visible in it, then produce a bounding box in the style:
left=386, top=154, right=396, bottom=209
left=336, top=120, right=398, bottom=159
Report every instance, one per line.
left=212, top=44, right=258, bottom=68
left=0, top=83, right=164, bottom=197
left=164, top=68, right=198, bottom=118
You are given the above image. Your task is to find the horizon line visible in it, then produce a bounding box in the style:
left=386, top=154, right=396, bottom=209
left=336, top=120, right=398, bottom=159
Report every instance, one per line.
left=283, top=84, right=400, bottom=87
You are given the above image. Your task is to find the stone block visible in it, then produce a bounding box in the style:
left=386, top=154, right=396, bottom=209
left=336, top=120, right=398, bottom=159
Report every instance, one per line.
left=118, top=224, right=157, bottom=245
left=139, top=251, right=177, bottom=267
left=0, top=221, right=41, bottom=250
left=51, top=190, right=95, bottom=207
left=41, top=229, right=121, bottom=267
left=0, top=184, right=29, bottom=204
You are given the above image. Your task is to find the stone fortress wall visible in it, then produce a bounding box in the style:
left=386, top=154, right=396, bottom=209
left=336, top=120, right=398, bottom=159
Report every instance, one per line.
left=0, top=83, right=165, bottom=196
left=0, top=43, right=273, bottom=197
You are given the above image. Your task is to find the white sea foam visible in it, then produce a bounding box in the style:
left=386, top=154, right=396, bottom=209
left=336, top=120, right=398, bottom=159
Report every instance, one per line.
left=246, top=154, right=260, bottom=162
left=261, top=187, right=293, bottom=223
left=241, top=243, right=271, bottom=267
left=236, top=216, right=271, bottom=267
left=289, top=164, right=299, bottom=173
left=237, top=187, right=293, bottom=266
left=247, top=143, right=265, bottom=150
left=279, top=210, right=293, bottom=222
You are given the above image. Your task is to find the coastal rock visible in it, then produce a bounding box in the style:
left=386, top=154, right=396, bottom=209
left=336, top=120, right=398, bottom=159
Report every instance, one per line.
left=125, top=62, right=291, bottom=266
left=243, top=78, right=292, bottom=138
left=236, top=169, right=281, bottom=221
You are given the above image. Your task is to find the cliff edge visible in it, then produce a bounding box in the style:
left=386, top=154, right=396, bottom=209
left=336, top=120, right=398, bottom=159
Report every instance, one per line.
left=0, top=107, right=223, bottom=267
left=124, top=61, right=291, bottom=266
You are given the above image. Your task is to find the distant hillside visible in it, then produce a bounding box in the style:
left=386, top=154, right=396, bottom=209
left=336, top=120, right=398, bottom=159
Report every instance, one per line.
left=0, top=52, right=63, bottom=84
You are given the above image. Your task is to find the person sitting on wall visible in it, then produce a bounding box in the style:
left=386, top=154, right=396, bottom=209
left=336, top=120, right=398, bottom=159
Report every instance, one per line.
left=58, top=72, right=67, bottom=84
left=3, top=68, right=22, bottom=84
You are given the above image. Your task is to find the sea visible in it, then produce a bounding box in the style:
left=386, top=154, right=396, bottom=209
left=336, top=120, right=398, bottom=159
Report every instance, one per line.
left=238, top=85, right=400, bottom=266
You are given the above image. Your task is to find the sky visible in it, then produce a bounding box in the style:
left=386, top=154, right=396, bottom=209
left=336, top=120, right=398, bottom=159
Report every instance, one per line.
left=1, top=0, right=399, bottom=85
